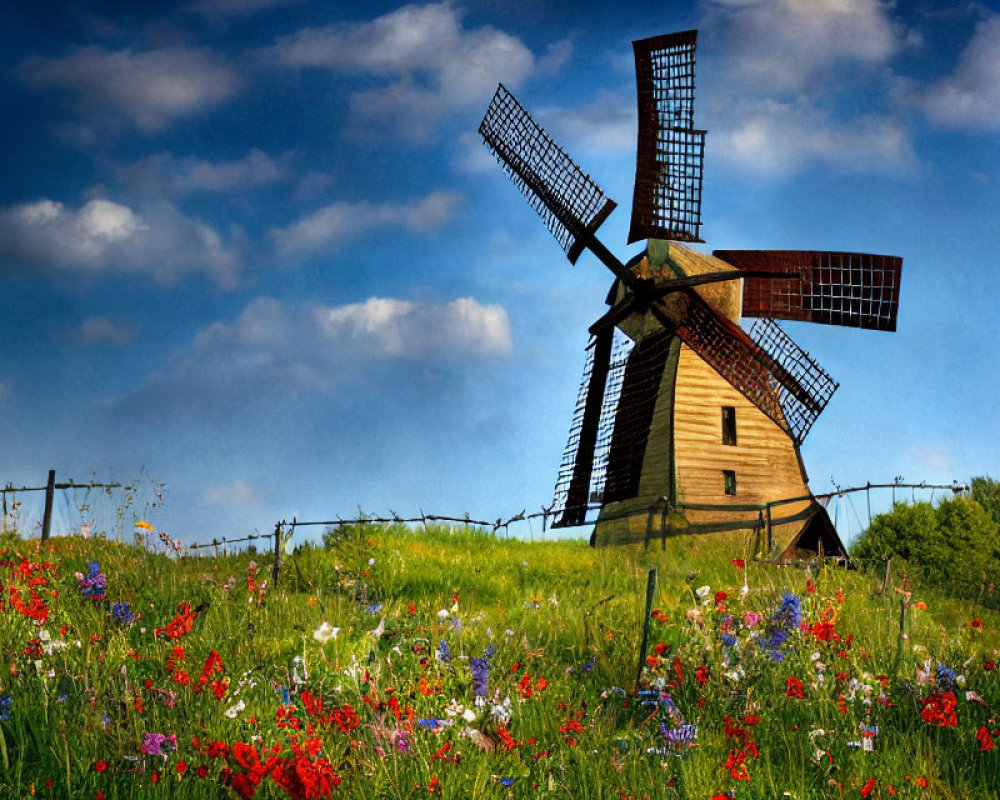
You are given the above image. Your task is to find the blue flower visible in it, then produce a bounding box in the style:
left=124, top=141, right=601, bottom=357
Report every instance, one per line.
left=0, top=695, right=11, bottom=721
left=76, top=561, right=107, bottom=601
left=758, top=591, right=801, bottom=661
left=111, top=601, right=137, bottom=625
left=661, top=723, right=697, bottom=748
left=470, top=658, right=489, bottom=697
left=438, top=639, right=451, bottom=663
left=935, top=662, right=957, bottom=692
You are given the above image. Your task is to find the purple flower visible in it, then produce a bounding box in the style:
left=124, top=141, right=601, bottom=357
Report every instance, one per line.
left=470, top=658, right=489, bottom=697
left=111, top=601, right=137, bottom=625
left=75, top=561, right=106, bottom=601
left=140, top=732, right=177, bottom=757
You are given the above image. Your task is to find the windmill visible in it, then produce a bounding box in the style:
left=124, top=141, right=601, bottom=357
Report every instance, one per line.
left=479, top=30, right=901, bottom=558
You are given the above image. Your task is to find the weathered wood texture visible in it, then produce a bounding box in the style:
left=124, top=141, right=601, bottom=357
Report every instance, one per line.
left=672, top=342, right=811, bottom=521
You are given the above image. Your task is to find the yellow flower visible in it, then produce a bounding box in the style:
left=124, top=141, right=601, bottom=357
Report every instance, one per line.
left=135, top=520, right=154, bottom=531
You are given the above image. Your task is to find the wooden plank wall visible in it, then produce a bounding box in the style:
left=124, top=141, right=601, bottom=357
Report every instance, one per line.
left=672, top=343, right=812, bottom=524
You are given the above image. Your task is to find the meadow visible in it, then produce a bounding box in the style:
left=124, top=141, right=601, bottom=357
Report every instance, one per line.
left=0, top=523, right=998, bottom=799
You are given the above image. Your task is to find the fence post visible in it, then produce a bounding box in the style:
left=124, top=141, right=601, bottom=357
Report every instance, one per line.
left=635, top=567, right=658, bottom=691
left=881, top=558, right=891, bottom=595
left=41, top=470, right=56, bottom=542
left=272, top=522, right=283, bottom=587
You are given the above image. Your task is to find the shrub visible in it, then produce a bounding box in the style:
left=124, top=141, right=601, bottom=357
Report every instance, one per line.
left=851, top=494, right=1000, bottom=602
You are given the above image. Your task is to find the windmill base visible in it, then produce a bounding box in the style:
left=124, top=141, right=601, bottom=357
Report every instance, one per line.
left=591, top=496, right=847, bottom=563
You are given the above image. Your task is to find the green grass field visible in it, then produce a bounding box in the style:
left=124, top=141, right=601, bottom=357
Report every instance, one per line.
left=0, top=524, right=997, bottom=799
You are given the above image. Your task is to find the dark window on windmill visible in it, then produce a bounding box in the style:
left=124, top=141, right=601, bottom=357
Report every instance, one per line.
left=723, top=470, right=737, bottom=496
left=721, top=406, right=737, bottom=446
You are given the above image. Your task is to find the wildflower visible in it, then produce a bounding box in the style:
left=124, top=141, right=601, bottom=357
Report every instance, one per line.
left=313, top=622, right=340, bottom=644
left=985, top=659, right=996, bottom=672
left=732, top=559, right=744, bottom=569
left=759, top=592, right=800, bottom=662
left=74, top=562, right=106, bottom=602
left=155, top=604, right=197, bottom=640
left=0, top=695, right=10, bottom=721
left=967, top=619, right=984, bottom=630
left=661, top=723, right=697, bottom=749
left=977, top=726, right=996, bottom=751
left=135, top=520, right=154, bottom=531
left=110, top=602, right=138, bottom=625
left=861, top=777, right=877, bottom=798
left=935, top=663, right=957, bottom=692
left=785, top=676, right=805, bottom=699
left=141, top=732, right=178, bottom=757
left=919, top=691, right=958, bottom=727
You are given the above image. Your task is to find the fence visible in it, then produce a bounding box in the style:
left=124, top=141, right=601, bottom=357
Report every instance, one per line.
left=1, top=470, right=137, bottom=541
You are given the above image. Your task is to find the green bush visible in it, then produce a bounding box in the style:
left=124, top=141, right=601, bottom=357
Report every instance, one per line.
left=852, top=492, right=1000, bottom=602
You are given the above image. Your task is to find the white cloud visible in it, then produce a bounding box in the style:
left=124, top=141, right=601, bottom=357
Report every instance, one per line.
left=19, top=46, right=242, bottom=135
left=539, top=89, right=634, bottom=154
left=915, top=14, right=1000, bottom=132
left=711, top=99, right=917, bottom=177
left=272, top=2, right=535, bottom=142
left=202, top=480, right=259, bottom=507
left=703, top=0, right=902, bottom=94
left=130, top=295, right=512, bottom=408
left=71, top=316, right=137, bottom=346
left=0, top=197, right=242, bottom=287
left=270, top=191, right=461, bottom=257
left=698, top=0, right=917, bottom=177
left=116, top=149, right=287, bottom=195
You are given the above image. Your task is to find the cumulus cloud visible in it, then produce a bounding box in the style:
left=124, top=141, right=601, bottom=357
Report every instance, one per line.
left=539, top=89, right=634, bottom=155
left=914, top=14, right=1000, bottom=132
left=272, top=2, right=535, bottom=142
left=703, top=0, right=902, bottom=94
left=710, top=99, right=917, bottom=177
left=116, top=149, right=287, bottom=195
left=202, top=480, right=259, bottom=507
left=69, top=316, right=138, bottom=346
left=129, top=295, right=512, bottom=409
left=18, top=46, right=242, bottom=135
left=0, top=197, right=242, bottom=287
left=270, top=191, right=460, bottom=257
left=699, top=0, right=916, bottom=177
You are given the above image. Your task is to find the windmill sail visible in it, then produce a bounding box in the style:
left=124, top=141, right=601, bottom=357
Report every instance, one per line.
left=480, top=84, right=617, bottom=264
left=665, top=292, right=837, bottom=445
left=714, top=250, right=903, bottom=332
left=628, top=30, right=706, bottom=244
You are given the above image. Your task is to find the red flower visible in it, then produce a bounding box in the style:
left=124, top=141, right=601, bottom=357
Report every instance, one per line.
left=977, top=726, right=996, bottom=751
left=967, top=619, right=984, bottom=629
left=984, top=659, right=996, bottom=672
left=696, top=665, right=709, bottom=685
left=806, top=579, right=816, bottom=594
left=785, top=676, right=805, bottom=699
left=731, top=559, right=744, bottom=569
left=714, top=590, right=728, bottom=607
left=93, top=760, right=108, bottom=773
left=919, top=691, right=958, bottom=727
left=860, top=777, right=877, bottom=798
left=175, top=760, right=188, bottom=776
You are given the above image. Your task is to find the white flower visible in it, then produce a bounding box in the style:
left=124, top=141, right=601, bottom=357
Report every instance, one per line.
left=224, top=699, right=246, bottom=719
left=462, top=708, right=477, bottom=723
left=368, top=557, right=375, bottom=566
left=436, top=609, right=450, bottom=620
left=369, top=617, right=386, bottom=639
left=313, top=622, right=340, bottom=644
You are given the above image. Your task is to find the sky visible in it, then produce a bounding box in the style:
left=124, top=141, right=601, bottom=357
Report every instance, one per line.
left=1, top=0, right=998, bottom=547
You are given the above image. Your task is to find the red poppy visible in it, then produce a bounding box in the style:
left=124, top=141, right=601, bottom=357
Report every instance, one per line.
left=860, top=777, right=877, bottom=798
left=978, top=726, right=996, bottom=751
left=785, top=676, right=805, bottom=699
left=919, top=691, right=958, bottom=727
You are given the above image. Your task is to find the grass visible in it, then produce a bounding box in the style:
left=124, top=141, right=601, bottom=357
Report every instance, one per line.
left=0, top=523, right=998, bottom=799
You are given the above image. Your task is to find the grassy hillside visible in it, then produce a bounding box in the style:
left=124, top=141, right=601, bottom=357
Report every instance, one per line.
left=0, top=525, right=998, bottom=799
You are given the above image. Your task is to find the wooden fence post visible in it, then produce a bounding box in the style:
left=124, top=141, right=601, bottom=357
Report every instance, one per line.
left=41, top=470, right=55, bottom=542
left=272, top=522, right=283, bottom=587
left=881, top=558, right=892, bottom=595
left=635, top=567, right=658, bottom=691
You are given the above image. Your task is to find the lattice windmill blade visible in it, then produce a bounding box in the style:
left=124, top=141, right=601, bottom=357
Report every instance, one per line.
left=713, top=250, right=903, bottom=332
left=656, top=291, right=838, bottom=445
left=553, top=328, right=614, bottom=527
left=628, top=30, right=706, bottom=244
left=480, top=84, right=617, bottom=265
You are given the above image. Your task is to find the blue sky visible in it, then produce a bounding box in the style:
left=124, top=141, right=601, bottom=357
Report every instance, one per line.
left=1, top=0, right=998, bottom=545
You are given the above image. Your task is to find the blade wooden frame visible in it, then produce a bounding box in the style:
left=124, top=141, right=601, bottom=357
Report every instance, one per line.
left=628, top=30, right=706, bottom=244
left=480, top=84, right=617, bottom=264
left=714, top=249, right=903, bottom=332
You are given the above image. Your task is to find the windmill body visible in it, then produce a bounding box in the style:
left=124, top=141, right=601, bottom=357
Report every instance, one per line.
left=479, top=30, right=901, bottom=559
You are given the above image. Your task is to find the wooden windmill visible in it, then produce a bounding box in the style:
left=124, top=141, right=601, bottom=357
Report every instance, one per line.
left=479, top=30, right=901, bottom=558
